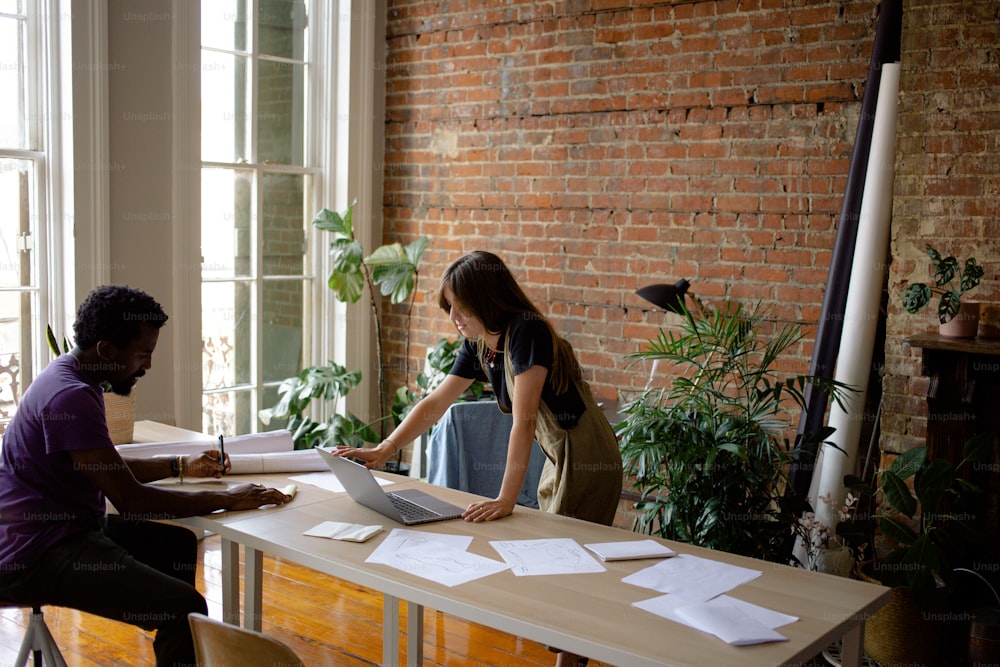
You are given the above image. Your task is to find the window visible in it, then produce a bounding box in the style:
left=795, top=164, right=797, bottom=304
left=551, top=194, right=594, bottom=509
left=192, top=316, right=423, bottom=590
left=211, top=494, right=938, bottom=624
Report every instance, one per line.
left=200, top=0, right=321, bottom=436
left=0, top=0, right=67, bottom=432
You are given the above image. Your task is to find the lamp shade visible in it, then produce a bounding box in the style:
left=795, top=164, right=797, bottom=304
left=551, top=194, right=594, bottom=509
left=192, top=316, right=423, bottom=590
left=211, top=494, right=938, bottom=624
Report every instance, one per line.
left=636, top=279, right=691, bottom=314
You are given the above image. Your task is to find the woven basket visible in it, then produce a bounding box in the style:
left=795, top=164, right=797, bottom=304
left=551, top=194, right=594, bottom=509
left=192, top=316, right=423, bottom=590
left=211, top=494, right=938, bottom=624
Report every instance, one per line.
left=103, top=391, right=136, bottom=445
left=858, top=567, right=942, bottom=666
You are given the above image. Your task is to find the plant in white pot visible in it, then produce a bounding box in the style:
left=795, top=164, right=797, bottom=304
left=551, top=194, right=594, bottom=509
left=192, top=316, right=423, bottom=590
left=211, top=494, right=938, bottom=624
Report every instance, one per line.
left=901, top=243, right=984, bottom=338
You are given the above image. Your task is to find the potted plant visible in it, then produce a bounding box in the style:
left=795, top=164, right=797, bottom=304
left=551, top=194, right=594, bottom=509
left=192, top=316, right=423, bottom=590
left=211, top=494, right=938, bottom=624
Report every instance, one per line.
left=391, top=337, right=486, bottom=426
left=311, top=201, right=428, bottom=434
left=901, top=243, right=984, bottom=337
left=840, top=432, right=995, bottom=665
left=257, top=362, right=380, bottom=450
left=797, top=492, right=861, bottom=576
left=617, top=301, right=853, bottom=563
left=259, top=202, right=428, bottom=464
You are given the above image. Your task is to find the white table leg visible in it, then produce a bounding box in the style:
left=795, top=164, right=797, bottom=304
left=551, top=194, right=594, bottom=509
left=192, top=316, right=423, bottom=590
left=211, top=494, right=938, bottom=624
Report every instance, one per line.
left=407, top=602, right=423, bottom=667
left=244, top=546, right=264, bottom=631
left=840, top=621, right=864, bottom=667
left=384, top=595, right=400, bottom=666
left=220, top=538, right=240, bottom=625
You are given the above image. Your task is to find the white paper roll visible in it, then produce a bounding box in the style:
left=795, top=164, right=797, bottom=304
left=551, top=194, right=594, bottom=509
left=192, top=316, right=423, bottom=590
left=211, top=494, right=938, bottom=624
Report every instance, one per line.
left=117, top=429, right=294, bottom=457
left=811, top=62, right=901, bottom=533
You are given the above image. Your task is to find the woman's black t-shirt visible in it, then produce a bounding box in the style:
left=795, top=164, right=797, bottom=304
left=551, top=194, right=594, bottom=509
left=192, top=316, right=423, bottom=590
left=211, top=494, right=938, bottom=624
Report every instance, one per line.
left=448, top=313, right=586, bottom=430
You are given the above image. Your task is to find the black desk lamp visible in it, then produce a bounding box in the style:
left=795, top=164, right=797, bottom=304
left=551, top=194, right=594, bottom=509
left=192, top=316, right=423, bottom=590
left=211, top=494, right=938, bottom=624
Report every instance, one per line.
left=636, top=279, right=705, bottom=317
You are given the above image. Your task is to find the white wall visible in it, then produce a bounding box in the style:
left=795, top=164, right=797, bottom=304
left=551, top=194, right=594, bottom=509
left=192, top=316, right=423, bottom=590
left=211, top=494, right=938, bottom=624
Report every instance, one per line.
left=104, top=0, right=183, bottom=424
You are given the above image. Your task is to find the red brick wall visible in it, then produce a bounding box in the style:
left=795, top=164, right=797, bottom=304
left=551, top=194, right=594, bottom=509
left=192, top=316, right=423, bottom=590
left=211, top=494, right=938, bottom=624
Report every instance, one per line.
left=883, top=0, right=1000, bottom=456
left=378, top=0, right=999, bottom=455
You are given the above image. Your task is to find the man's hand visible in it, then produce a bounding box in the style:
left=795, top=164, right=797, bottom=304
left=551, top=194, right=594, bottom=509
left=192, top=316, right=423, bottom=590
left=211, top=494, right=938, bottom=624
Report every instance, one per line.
left=462, top=496, right=515, bottom=522
left=225, top=483, right=292, bottom=511
left=185, top=451, right=228, bottom=478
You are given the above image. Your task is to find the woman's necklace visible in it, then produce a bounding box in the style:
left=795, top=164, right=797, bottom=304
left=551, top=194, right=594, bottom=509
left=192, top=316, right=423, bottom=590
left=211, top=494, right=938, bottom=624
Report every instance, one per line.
left=484, top=346, right=497, bottom=368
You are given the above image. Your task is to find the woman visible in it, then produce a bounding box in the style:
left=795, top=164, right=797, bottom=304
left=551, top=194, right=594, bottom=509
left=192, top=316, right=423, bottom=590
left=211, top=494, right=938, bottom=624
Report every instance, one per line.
left=336, top=250, right=622, bottom=525
left=338, top=251, right=620, bottom=666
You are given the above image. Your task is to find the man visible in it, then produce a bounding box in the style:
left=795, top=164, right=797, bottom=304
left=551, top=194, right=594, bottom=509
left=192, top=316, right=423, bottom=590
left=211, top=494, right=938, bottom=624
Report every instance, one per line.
left=0, top=285, right=290, bottom=666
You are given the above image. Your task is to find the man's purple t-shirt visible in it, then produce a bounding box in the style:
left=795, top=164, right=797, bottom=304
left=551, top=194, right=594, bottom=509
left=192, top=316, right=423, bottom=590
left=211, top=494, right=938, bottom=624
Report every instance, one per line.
left=0, top=354, right=114, bottom=572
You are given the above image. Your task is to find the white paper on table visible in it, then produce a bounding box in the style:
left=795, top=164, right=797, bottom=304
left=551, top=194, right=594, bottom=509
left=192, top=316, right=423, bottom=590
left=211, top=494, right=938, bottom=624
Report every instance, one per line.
left=288, top=471, right=393, bottom=494
left=489, top=538, right=606, bottom=576
left=633, top=594, right=798, bottom=631
left=366, top=528, right=508, bottom=587
left=674, top=603, right=789, bottom=646
left=120, top=430, right=294, bottom=457
left=228, top=449, right=329, bottom=474
left=621, top=554, right=761, bottom=603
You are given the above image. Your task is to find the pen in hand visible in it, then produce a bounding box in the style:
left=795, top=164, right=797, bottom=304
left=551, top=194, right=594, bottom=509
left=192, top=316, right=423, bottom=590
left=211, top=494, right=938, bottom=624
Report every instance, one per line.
left=217, top=434, right=226, bottom=476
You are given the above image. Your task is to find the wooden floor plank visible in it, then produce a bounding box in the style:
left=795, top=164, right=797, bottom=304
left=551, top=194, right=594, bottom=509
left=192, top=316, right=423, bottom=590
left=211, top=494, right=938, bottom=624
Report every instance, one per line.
left=0, top=534, right=611, bottom=666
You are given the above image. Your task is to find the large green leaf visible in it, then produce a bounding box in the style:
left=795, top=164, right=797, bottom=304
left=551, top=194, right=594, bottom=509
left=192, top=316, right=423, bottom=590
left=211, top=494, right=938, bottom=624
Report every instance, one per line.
left=881, top=470, right=917, bottom=518
left=933, top=254, right=959, bottom=287
left=900, top=534, right=941, bottom=599
left=312, top=206, right=353, bottom=236
left=404, top=236, right=429, bottom=266
left=913, top=458, right=954, bottom=517
left=365, top=242, right=422, bottom=304
left=962, top=431, right=995, bottom=464
left=939, top=289, right=961, bottom=323
left=880, top=515, right=918, bottom=545
left=330, top=237, right=363, bottom=272
left=901, top=283, right=932, bottom=314
left=960, top=258, right=984, bottom=292
left=887, top=446, right=925, bottom=479
left=328, top=264, right=365, bottom=303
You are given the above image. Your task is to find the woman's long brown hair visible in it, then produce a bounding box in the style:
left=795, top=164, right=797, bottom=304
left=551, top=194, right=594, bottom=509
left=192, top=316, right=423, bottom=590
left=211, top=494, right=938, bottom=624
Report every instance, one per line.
left=438, top=251, right=580, bottom=394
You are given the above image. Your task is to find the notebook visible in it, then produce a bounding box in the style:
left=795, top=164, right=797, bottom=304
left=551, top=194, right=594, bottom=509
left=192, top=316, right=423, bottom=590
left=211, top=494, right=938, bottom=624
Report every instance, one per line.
left=316, top=447, right=466, bottom=525
left=583, top=539, right=676, bottom=561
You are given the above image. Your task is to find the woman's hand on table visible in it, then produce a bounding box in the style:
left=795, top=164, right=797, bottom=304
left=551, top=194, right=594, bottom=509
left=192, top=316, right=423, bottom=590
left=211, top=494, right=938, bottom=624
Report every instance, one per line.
left=333, top=443, right=394, bottom=470
left=462, top=496, right=515, bottom=522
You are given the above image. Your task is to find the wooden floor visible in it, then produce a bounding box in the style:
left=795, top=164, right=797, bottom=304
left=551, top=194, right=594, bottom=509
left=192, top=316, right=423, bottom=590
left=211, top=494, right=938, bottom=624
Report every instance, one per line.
left=0, top=533, right=612, bottom=666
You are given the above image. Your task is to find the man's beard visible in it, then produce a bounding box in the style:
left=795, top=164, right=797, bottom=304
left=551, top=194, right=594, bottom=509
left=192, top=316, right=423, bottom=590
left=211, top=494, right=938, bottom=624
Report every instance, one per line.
left=108, top=381, right=134, bottom=397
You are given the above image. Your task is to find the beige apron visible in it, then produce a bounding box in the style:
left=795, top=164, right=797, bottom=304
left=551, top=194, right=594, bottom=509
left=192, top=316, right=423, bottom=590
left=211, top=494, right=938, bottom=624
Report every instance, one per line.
left=503, top=339, right=622, bottom=526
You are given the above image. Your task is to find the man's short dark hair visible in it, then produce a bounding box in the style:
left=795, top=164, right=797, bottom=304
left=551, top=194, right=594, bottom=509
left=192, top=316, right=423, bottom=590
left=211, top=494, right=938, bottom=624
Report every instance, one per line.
left=73, top=285, right=169, bottom=349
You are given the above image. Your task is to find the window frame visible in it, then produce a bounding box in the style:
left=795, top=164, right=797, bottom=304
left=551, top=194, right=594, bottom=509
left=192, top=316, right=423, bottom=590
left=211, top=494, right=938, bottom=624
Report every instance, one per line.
left=0, top=0, right=78, bottom=431
left=196, top=0, right=353, bottom=434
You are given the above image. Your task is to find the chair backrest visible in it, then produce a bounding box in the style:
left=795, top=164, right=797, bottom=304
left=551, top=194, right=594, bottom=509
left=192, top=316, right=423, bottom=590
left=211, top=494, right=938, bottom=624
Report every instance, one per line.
left=188, top=613, right=305, bottom=667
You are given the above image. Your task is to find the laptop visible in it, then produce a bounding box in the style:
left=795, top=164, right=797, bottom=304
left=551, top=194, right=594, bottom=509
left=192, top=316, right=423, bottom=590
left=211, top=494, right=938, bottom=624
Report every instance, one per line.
left=316, top=448, right=466, bottom=525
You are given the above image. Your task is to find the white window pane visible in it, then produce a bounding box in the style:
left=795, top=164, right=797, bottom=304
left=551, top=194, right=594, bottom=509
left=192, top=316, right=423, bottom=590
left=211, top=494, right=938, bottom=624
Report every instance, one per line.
left=202, top=280, right=252, bottom=389
left=201, top=50, right=249, bottom=163
left=261, top=171, right=306, bottom=276
left=259, top=0, right=306, bottom=60
left=201, top=0, right=248, bottom=52
left=203, top=388, right=253, bottom=439
left=0, top=290, right=36, bottom=424
left=0, top=1, right=22, bottom=14
left=262, top=279, right=305, bottom=383
left=258, top=59, right=305, bottom=165
left=202, top=168, right=253, bottom=279
left=0, top=17, right=26, bottom=148
left=0, top=159, right=34, bottom=288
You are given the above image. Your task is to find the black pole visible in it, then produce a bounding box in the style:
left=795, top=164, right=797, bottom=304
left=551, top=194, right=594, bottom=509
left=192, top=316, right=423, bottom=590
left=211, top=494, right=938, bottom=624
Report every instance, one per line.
left=789, top=0, right=903, bottom=498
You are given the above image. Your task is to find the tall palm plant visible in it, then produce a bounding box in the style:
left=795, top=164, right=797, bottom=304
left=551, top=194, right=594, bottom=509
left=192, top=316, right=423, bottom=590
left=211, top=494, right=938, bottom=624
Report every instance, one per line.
left=617, top=302, right=854, bottom=563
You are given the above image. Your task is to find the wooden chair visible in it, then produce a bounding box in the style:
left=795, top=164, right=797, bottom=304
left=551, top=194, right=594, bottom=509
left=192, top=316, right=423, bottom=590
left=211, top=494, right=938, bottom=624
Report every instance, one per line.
left=188, top=613, right=305, bottom=667
left=0, top=603, right=68, bottom=667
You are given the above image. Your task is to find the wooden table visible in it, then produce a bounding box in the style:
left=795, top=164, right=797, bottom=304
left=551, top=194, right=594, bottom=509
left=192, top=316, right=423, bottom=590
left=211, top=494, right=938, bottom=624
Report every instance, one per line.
left=134, top=423, right=889, bottom=666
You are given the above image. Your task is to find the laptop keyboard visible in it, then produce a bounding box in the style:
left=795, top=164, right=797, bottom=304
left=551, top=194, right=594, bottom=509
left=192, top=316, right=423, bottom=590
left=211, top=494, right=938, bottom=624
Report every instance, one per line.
left=388, top=493, right=440, bottom=522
